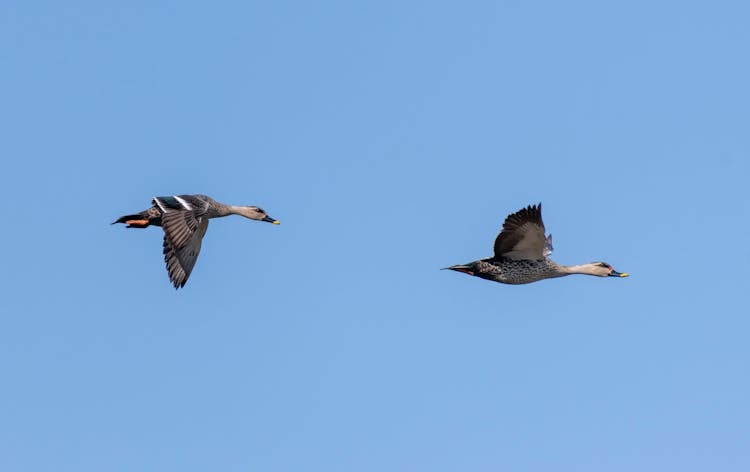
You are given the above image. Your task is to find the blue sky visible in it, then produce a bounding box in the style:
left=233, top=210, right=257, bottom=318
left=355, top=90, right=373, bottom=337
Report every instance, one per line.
left=2, top=1, right=749, bottom=470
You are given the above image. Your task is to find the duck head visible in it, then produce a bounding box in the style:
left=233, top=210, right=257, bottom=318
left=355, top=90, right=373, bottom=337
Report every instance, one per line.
left=235, top=206, right=280, bottom=224
left=583, top=261, right=629, bottom=277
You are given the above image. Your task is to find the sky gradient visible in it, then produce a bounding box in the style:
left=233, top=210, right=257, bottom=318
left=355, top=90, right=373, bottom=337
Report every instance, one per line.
left=2, top=1, right=749, bottom=471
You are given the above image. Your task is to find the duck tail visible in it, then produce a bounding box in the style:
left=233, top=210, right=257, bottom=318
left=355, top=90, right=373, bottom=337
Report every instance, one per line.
left=112, top=213, right=152, bottom=228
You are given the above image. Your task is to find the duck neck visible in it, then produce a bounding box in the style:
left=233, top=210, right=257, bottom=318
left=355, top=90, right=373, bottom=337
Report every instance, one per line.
left=209, top=203, right=237, bottom=217
left=561, top=263, right=599, bottom=275
left=225, top=205, right=254, bottom=218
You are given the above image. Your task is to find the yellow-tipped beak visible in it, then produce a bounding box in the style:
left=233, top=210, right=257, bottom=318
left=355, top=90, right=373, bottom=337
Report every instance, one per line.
left=272, top=220, right=280, bottom=225
left=619, top=273, right=629, bottom=277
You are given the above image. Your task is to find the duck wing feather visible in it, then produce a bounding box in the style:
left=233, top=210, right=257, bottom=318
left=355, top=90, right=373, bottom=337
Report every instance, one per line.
left=155, top=195, right=212, bottom=249
left=493, top=203, right=548, bottom=260
left=163, top=217, right=209, bottom=288
left=154, top=195, right=213, bottom=288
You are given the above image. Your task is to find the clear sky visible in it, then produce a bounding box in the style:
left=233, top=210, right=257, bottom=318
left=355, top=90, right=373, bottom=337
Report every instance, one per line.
left=1, top=1, right=749, bottom=471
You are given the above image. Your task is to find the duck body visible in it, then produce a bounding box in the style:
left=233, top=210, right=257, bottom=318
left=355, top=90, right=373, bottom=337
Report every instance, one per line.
left=461, top=257, right=568, bottom=285
left=113, top=195, right=229, bottom=228
left=446, top=203, right=628, bottom=285
left=113, top=194, right=279, bottom=288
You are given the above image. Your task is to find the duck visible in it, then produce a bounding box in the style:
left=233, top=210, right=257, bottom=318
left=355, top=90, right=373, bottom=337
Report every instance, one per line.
left=113, top=194, right=279, bottom=288
left=445, top=203, right=628, bottom=285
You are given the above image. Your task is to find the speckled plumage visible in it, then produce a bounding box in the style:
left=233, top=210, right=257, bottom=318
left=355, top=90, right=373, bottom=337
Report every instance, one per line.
left=469, top=258, right=568, bottom=285
left=446, top=203, right=628, bottom=285
left=113, top=194, right=279, bottom=289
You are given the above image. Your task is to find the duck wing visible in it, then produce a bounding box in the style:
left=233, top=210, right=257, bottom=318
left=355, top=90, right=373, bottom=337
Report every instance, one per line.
left=493, top=203, right=548, bottom=260
left=154, top=195, right=211, bottom=249
left=153, top=195, right=213, bottom=288
left=163, top=217, right=209, bottom=288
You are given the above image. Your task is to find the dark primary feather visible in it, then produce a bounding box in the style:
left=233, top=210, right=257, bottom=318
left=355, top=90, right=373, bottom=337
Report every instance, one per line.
left=163, top=237, right=189, bottom=288
left=162, top=217, right=209, bottom=288
left=493, top=203, right=547, bottom=260
left=153, top=195, right=215, bottom=288
left=162, top=210, right=202, bottom=249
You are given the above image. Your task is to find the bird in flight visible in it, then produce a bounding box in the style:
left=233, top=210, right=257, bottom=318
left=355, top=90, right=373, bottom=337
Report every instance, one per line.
left=445, top=203, right=628, bottom=284
left=113, top=194, right=279, bottom=288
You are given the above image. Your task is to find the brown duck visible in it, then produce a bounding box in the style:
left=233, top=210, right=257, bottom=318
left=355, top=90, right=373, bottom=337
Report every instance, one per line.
left=445, top=203, right=628, bottom=284
left=113, top=194, right=279, bottom=288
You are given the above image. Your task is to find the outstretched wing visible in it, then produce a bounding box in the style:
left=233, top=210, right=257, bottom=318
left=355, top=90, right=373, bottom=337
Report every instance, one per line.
left=493, top=203, right=548, bottom=260
left=153, top=195, right=213, bottom=288
left=154, top=195, right=211, bottom=250
left=163, top=217, right=209, bottom=288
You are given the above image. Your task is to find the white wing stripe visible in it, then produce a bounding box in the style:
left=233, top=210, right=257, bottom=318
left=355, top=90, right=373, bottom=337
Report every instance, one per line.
left=174, top=195, right=193, bottom=210
left=153, top=197, right=167, bottom=212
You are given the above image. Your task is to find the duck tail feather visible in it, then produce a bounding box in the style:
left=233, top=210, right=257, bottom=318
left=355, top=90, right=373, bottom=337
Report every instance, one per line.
left=112, top=213, right=151, bottom=228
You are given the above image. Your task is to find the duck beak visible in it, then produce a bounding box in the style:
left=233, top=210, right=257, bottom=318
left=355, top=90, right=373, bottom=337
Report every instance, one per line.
left=443, top=264, right=475, bottom=276
left=609, top=270, right=629, bottom=277
left=263, top=215, right=280, bottom=224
